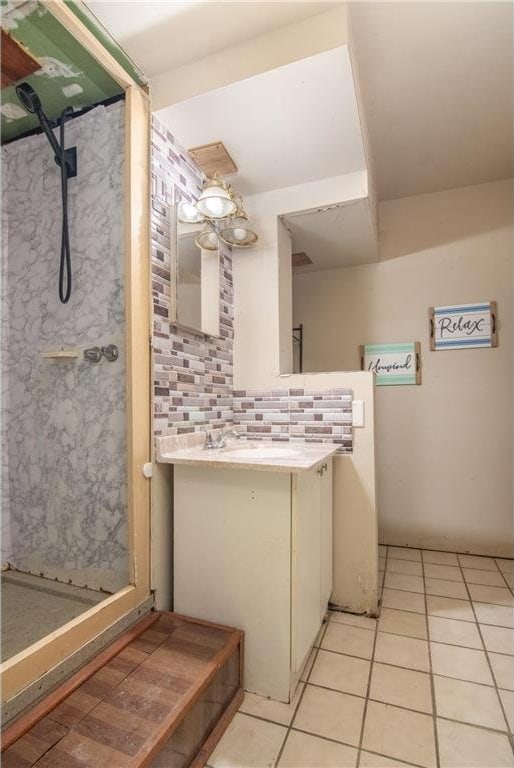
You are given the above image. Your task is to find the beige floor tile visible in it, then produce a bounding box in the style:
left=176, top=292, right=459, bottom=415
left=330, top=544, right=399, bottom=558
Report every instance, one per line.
left=437, top=718, right=513, bottom=768
left=458, top=554, right=497, bottom=571
left=475, top=602, right=514, bottom=628
left=384, top=573, right=424, bottom=594
left=310, top=649, right=370, bottom=697
left=378, top=557, right=386, bottom=570
left=359, top=752, right=413, bottom=767
left=374, top=632, right=430, bottom=672
left=329, top=611, right=377, bottom=631
left=425, top=578, right=468, bottom=600
left=314, top=622, right=328, bottom=647
left=386, top=559, right=423, bottom=576
left=423, top=563, right=463, bottom=582
left=481, top=625, right=514, bottom=655
left=209, top=712, right=287, bottom=768
left=496, top=558, right=514, bottom=574
left=463, top=568, right=507, bottom=587
left=426, top=595, right=475, bottom=622
left=489, top=652, right=514, bottom=691
left=293, top=685, right=364, bottom=746
left=422, top=550, right=459, bottom=566
left=381, top=588, right=426, bottom=614
left=499, top=689, right=514, bottom=731
left=468, top=583, right=513, bottom=607
left=239, top=683, right=304, bottom=726
left=434, top=675, right=506, bottom=730
left=379, top=608, right=427, bottom=640
left=430, top=642, right=493, bottom=685
left=369, top=662, right=432, bottom=713
left=362, top=700, right=436, bottom=767
left=300, top=649, right=317, bottom=682
left=378, top=545, right=387, bottom=557
left=278, top=730, right=357, bottom=767
left=321, top=622, right=375, bottom=660
left=387, top=547, right=421, bottom=562
left=428, top=615, right=482, bottom=648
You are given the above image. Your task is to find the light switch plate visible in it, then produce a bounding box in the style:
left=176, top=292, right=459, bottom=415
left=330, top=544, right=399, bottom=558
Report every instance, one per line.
left=352, top=400, right=365, bottom=427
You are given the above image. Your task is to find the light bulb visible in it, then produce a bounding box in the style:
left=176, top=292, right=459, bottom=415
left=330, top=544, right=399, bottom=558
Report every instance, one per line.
left=233, top=227, right=248, bottom=241
left=203, top=197, right=225, bottom=216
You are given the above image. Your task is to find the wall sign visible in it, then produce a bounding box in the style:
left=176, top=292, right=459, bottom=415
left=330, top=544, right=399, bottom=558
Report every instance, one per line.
left=429, top=302, right=497, bottom=351
left=360, top=342, right=421, bottom=386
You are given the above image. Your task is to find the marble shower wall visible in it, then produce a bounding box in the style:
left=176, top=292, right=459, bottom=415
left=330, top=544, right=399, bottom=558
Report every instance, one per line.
left=151, top=116, right=234, bottom=437
left=1, top=102, right=128, bottom=592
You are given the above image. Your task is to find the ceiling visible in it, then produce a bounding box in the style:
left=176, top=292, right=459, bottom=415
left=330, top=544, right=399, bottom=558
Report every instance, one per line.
left=155, top=46, right=366, bottom=196
left=1, top=0, right=124, bottom=143
left=350, top=2, right=513, bottom=200
left=86, top=1, right=333, bottom=79
left=283, top=199, right=378, bottom=273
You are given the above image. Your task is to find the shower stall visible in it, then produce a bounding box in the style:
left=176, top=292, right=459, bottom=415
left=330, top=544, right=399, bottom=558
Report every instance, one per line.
left=1, top=97, right=128, bottom=660
left=0, top=0, right=151, bottom=714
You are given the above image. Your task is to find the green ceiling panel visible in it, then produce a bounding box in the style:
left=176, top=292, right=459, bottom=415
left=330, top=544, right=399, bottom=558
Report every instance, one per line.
left=1, top=0, right=136, bottom=143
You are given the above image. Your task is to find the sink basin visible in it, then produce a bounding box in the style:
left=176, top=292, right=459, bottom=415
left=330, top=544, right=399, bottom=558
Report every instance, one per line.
left=222, top=445, right=300, bottom=460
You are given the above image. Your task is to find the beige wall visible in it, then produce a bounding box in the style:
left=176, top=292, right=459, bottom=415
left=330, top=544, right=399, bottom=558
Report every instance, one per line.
left=293, top=179, right=513, bottom=556
left=233, top=172, right=379, bottom=615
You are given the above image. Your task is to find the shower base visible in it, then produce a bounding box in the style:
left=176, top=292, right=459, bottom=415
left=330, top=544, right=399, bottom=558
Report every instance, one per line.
left=1, top=571, right=106, bottom=661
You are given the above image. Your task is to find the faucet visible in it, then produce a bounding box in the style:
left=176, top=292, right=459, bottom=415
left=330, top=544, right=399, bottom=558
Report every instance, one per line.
left=203, top=428, right=242, bottom=450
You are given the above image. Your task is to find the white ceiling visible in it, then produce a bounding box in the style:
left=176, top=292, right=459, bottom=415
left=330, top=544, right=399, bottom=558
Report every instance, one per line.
left=283, top=199, right=378, bottom=273
left=155, top=47, right=366, bottom=196
left=350, top=2, right=513, bottom=200
left=86, top=1, right=333, bottom=78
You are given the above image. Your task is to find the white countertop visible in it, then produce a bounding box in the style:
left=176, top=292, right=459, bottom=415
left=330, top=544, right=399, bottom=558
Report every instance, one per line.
left=156, top=438, right=339, bottom=473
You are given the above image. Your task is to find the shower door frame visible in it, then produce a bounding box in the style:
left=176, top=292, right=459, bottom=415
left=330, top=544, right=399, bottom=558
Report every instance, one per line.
left=1, top=1, right=152, bottom=704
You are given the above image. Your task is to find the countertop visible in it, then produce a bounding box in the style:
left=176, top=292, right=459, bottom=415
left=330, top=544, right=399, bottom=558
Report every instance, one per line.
left=155, top=438, right=339, bottom=473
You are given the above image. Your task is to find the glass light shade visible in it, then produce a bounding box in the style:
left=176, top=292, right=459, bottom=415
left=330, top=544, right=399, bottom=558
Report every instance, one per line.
left=219, top=214, right=258, bottom=248
left=178, top=200, right=203, bottom=224
left=195, top=225, right=219, bottom=251
left=196, top=178, right=236, bottom=219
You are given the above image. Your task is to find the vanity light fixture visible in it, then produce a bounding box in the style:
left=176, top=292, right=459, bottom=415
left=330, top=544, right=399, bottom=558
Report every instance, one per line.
left=177, top=200, right=204, bottom=224
left=195, top=222, right=219, bottom=251
left=219, top=204, right=258, bottom=248
left=196, top=175, right=237, bottom=219
left=179, top=174, right=258, bottom=249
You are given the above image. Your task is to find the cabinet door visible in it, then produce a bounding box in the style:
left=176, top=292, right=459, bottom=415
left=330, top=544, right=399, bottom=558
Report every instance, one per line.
left=291, top=470, right=321, bottom=679
left=320, top=459, right=334, bottom=617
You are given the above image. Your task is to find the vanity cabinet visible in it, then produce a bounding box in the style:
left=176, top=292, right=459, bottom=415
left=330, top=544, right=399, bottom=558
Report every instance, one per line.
left=173, top=459, right=333, bottom=703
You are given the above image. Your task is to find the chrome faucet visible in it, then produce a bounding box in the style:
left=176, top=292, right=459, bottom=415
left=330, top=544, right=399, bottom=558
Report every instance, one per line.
left=203, top=428, right=242, bottom=450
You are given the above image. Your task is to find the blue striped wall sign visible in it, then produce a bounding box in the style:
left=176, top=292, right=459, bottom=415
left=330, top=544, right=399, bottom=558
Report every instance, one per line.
left=429, top=302, right=498, bottom=351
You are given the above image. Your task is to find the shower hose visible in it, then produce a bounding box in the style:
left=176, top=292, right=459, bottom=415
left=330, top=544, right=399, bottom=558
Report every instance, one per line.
left=58, top=110, right=72, bottom=304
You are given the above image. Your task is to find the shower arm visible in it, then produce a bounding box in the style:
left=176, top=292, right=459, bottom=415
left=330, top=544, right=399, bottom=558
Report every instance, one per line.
left=37, top=107, right=77, bottom=178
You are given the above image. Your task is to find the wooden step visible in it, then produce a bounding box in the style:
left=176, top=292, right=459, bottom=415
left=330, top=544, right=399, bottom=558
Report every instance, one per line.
left=2, top=611, right=244, bottom=767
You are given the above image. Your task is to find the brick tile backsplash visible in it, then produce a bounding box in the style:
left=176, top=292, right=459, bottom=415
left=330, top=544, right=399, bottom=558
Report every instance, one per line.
left=151, top=116, right=353, bottom=452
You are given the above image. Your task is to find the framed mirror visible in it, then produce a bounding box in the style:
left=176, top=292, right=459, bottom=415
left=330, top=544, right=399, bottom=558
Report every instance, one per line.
left=171, top=194, right=221, bottom=337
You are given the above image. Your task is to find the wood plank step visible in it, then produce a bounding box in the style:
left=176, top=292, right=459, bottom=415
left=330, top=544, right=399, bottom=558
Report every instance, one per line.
left=2, top=612, right=244, bottom=768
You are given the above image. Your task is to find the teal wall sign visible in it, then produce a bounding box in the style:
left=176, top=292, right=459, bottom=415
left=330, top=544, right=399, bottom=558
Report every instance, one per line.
left=360, top=342, right=421, bottom=386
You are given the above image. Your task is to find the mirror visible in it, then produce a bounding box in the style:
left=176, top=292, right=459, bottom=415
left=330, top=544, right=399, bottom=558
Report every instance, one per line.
left=172, top=196, right=220, bottom=337
left=284, top=198, right=379, bottom=373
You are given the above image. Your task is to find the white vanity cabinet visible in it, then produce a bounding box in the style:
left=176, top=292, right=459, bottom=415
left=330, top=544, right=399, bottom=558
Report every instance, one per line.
left=173, top=458, right=334, bottom=703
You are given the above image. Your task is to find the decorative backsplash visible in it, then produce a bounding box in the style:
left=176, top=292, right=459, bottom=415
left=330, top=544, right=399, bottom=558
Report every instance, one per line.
left=233, top=388, right=353, bottom=453
left=150, top=116, right=353, bottom=452
left=151, top=116, right=234, bottom=437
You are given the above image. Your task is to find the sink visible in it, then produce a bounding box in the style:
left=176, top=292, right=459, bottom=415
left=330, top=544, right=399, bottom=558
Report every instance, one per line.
left=221, top=445, right=300, bottom=460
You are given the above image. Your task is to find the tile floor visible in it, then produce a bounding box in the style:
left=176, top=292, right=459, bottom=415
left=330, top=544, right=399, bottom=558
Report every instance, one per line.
left=208, top=547, right=514, bottom=768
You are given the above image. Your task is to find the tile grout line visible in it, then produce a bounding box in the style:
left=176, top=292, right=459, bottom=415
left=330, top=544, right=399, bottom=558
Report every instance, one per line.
left=493, top=557, right=514, bottom=598
left=380, top=602, right=513, bottom=628
left=273, top=616, right=329, bottom=766
left=420, top=549, right=441, bottom=768
left=455, top=553, right=514, bottom=748
left=354, top=543, right=387, bottom=767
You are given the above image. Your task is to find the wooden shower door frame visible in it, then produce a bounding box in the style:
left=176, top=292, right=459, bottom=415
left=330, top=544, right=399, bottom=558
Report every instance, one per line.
left=1, top=0, right=152, bottom=703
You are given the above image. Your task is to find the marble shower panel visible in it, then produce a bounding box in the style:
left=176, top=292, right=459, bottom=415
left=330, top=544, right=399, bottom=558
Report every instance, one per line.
left=1, top=103, right=128, bottom=592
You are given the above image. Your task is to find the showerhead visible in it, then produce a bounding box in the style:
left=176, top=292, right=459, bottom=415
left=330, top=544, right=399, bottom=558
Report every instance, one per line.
left=15, top=82, right=42, bottom=114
